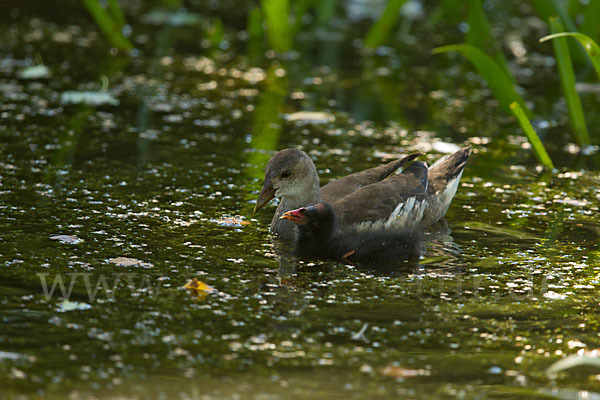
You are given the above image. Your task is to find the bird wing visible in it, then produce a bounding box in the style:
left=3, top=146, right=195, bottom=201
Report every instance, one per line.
left=320, top=152, right=422, bottom=202
left=427, top=146, right=472, bottom=195
left=330, top=161, right=429, bottom=232
left=420, top=146, right=472, bottom=227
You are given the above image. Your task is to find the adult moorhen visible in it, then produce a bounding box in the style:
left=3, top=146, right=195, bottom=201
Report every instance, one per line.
left=254, top=146, right=471, bottom=241
left=280, top=202, right=424, bottom=263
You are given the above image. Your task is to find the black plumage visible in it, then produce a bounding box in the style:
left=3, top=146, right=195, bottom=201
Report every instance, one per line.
left=281, top=202, right=423, bottom=264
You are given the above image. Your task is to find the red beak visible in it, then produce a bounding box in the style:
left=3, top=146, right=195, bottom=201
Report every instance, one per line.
left=280, top=209, right=307, bottom=225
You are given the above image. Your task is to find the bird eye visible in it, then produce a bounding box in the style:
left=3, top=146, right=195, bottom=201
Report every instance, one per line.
left=280, top=170, right=291, bottom=178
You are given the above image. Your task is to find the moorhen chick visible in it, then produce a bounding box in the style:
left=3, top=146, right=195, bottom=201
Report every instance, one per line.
left=254, top=146, right=472, bottom=241
left=280, top=202, right=423, bottom=263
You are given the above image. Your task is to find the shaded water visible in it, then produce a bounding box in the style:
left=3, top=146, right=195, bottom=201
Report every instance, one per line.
left=1, top=1, right=600, bottom=399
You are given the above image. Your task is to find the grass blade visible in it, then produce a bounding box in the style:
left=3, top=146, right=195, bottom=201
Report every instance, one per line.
left=82, top=0, right=132, bottom=50
left=531, top=0, right=587, bottom=63
left=433, top=44, right=530, bottom=116
left=316, top=0, right=337, bottom=26
left=207, top=18, right=224, bottom=46
left=540, top=32, right=600, bottom=80
left=247, top=7, right=263, bottom=60
left=547, top=17, right=591, bottom=147
left=107, top=0, right=126, bottom=29
left=440, top=0, right=464, bottom=24
left=509, top=102, right=554, bottom=169
left=465, top=0, right=512, bottom=81
left=292, top=0, right=313, bottom=34
left=547, top=355, right=600, bottom=378
left=364, top=0, right=408, bottom=49
left=261, top=0, right=292, bottom=53
left=580, top=0, right=600, bottom=40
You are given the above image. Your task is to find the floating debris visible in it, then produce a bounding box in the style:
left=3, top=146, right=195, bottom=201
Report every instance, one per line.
left=0, top=351, right=22, bottom=361
left=50, top=234, right=83, bottom=244
left=18, top=65, right=51, bottom=79
left=351, top=323, right=369, bottom=342
left=61, top=91, right=119, bottom=106
left=547, top=354, right=600, bottom=378
left=379, top=365, right=431, bottom=379
left=142, top=10, right=204, bottom=26
left=109, top=257, right=152, bottom=268
left=212, top=216, right=250, bottom=227
left=286, top=111, right=334, bottom=124
left=57, top=300, right=91, bottom=312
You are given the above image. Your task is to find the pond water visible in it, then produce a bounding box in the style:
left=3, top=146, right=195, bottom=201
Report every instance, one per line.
left=1, top=1, right=600, bottom=399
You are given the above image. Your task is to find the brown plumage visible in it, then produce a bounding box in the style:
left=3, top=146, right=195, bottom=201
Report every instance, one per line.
left=254, top=147, right=472, bottom=241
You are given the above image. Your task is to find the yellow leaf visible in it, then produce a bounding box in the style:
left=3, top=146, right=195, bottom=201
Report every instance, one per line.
left=183, top=278, right=215, bottom=300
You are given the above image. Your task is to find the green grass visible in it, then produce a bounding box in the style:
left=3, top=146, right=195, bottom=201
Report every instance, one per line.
left=433, top=44, right=530, bottom=116
left=434, top=44, right=558, bottom=166
left=540, top=32, right=600, bottom=81
left=531, top=0, right=587, bottom=63
left=509, top=102, right=554, bottom=170
left=261, top=0, right=292, bottom=53
left=465, top=0, right=512, bottom=81
left=546, top=17, right=591, bottom=147
left=82, top=0, right=132, bottom=51
left=364, top=0, right=408, bottom=49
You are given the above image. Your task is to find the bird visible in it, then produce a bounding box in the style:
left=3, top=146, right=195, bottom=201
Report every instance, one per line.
left=280, top=202, right=424, bottom=263
left=254, top=146, right=472, bottom=241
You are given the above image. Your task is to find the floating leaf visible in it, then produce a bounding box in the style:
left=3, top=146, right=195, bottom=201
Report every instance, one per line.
left=61, top=91, right=119, bottom=106
left=50, top=234, right=84, bottom=244
left=183, top=278, right=215, bottom=300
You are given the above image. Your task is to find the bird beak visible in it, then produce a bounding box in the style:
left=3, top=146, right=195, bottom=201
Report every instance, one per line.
left=253, top=178, right=275, bottom=213
left=280, top=209, right=306, bottom=225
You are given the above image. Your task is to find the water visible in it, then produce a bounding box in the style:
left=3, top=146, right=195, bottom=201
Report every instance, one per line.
left=1, top=1, right=600, bottom=399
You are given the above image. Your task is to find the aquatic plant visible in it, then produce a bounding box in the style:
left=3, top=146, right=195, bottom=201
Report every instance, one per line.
left=543, top=17, right=590, bottom=148
left=261, top=0, right=292, bottom=52
left=82, top=0, right=132, bottom=50
left=433, top=44, right=553, bottom=168
left=464, top=0, right=511, bottom=81
left=510, top=102, right=554, bottom=170
left=363, top=0, right=408, bottom=49
left=540, top=31, right=600, bottom=85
